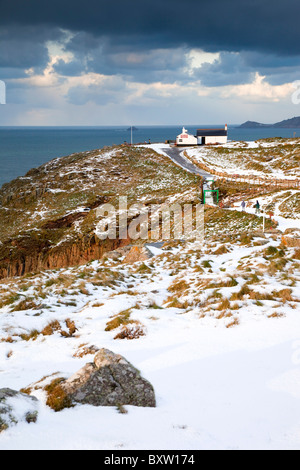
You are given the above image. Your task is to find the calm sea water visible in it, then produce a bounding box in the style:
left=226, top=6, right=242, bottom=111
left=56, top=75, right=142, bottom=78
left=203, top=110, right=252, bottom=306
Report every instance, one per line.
left=0, top=126, right=299, bottom=188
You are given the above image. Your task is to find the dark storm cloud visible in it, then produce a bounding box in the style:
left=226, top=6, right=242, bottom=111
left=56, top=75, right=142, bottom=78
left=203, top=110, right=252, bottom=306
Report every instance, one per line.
left=193, top=51, right=300, bottom=87
left=53, top=33, right=189, bottom=84
left=0, top=26, right=64, bottom=70
left=1, top=0, right=300, bottom=56
left=1, top=0, right=300, bottom=102
left=193, top=52, right=253, bottom=87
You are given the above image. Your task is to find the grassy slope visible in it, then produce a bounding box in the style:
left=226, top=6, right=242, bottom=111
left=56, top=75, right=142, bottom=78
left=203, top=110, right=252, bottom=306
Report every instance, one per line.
left=0, top=145, right=200, bottom=275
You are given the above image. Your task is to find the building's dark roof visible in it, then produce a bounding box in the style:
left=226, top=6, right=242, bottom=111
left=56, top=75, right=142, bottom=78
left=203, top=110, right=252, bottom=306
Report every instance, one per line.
left=197, top=129, right=227, bottom=137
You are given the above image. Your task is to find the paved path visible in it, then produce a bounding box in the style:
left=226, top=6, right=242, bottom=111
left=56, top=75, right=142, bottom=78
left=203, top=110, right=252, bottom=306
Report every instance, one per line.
left=162, top=146, right=212, bottom=179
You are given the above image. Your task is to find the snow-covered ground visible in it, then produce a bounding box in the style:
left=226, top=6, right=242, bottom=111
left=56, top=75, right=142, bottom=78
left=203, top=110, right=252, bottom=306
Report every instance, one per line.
left=230, top=191, right=300, bottom=231
left=1, top=315, right=300, bottom=450
left=185, top=139, right=300, bottom=181
left=0, top=231, right=299, bottom=450
left=139, top=143, right=172, bottom=159
left=0, top=140, right=299, bottom=450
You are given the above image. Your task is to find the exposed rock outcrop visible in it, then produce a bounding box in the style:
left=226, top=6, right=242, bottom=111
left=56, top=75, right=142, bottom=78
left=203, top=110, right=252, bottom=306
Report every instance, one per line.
left=48, top=349, right=156, bottom=410
left=123, top=246, right=152, bottom=264
left=0, top=234, right=130, bottom=279
left=102, top=245, right=154, bottom=264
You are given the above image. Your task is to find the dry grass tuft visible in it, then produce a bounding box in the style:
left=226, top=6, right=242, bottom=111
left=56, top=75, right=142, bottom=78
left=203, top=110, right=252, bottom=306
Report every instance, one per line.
left=41, top=320, right=61, bottom=336
left=60, top=319, right=78, bottom=338
left=226, top=317, right=240, bottom=328
left=45, top=378, right=74, bottom=412
left=268, top=312, right=285, bottom=319
left=293, top=249, right=300, bottom=260
left=73, top=344, right=99, bottom=358
left=105, top=308, right=134, bottom=331
left=114, top=323, right=146, bottom=340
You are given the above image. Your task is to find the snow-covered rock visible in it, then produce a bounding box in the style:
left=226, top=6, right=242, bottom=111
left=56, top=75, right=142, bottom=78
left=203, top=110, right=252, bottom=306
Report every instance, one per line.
left=0, top=389, right=39, bottom=432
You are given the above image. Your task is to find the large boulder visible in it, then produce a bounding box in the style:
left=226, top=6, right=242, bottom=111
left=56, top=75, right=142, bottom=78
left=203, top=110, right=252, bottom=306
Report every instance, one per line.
left=0, top=388, right=39, bottom=432
left=59, top=349, right=156, bottom=408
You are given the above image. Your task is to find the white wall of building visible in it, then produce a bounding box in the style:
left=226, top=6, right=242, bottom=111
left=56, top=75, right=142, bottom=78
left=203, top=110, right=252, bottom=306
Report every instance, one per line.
left=204, top=136, right=228, bottom=145
left=176, top=127, right=198, bottom=146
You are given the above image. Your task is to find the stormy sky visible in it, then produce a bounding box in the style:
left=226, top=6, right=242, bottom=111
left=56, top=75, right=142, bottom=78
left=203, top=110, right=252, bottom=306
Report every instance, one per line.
left=0, top=0, right=300, bottom=125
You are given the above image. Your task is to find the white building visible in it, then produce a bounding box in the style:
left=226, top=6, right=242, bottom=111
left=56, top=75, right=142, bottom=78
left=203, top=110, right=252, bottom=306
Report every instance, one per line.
left=197, top=125, right=228, bottom=145
left=176, top=127, right=198, bottom=146
left=176, top=125, right=228, bottom=146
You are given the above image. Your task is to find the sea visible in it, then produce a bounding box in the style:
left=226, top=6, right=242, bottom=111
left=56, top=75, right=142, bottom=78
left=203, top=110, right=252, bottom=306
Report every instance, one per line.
left=0, top=125, right=299, bottom=189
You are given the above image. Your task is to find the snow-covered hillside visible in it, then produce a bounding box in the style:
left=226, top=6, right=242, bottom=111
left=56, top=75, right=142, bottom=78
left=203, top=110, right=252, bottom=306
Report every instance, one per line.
left=0, top=142, right=299, bottom=450
left=186, top=138, right=300, bottom=182
left=0, top=230, right=300, bottom=449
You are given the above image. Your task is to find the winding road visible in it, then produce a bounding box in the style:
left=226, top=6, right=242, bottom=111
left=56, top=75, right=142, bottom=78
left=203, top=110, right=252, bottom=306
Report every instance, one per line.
left=162, top=146, right=212, bottom=179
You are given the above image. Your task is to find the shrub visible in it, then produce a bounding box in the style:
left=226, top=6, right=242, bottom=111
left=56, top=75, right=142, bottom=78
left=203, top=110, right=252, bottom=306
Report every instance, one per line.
left=202, top=260, right=212, bottom=268
left=213, top=245, right=229, bottom=255
left=268, top=312, right=285, bottom=319
left=136, top=263, right=152, bottom=274
left=168, top=280, right=189, bottom=294
left=114, top=324, right=146, bottom=340
left=12, top=298, right=42, bottom=312
left=240, top=234, right=252, bottom=245
left=226, top=318, right=240, bottom=328
left=60, top=319, right=78, bottom=338
left=20, top=329, right=40, bottom=341
left=45, top=378, right=73, bottom=412
left=264, top=246, right=279, bottom=257
left=164, top=296, right=190, bottom=309
left=41, top=320, right=61, bottom=336
left=73, top=344, right=99, bottom=358
left=148, top=301, right=163, bottom=309
left=293, top=249, right=300, bottom=260
left=230, top=285, right=251, bottom=301
left=45, top=279, right=56, bottom=288
left=249, top=291, right=274, bottom=301
left=216, top=298, right=230, bottom=311
left=274, top=288, right=293, bottom=303
left=105, top=309, right=133, bottom=331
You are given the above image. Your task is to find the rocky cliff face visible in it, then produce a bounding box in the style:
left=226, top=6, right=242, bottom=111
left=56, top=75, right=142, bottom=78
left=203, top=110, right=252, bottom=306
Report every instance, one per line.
left=0, top=145, right=199, bottom=279
left=0, top=234, right=131, bottom=279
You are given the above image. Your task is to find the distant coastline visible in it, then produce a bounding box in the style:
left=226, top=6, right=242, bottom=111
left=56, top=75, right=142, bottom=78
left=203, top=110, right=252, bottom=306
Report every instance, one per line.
left=239, top=116, right=300, bottom=129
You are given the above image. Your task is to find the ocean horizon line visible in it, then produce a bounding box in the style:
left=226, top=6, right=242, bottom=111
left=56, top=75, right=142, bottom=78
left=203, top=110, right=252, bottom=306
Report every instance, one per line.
left=0, top=124, right=238, bottom=129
